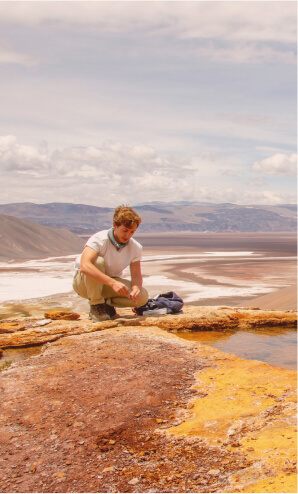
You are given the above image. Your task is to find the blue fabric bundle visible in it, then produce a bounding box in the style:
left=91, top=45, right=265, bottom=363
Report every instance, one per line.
left=134, top=291, right=184, bottom=315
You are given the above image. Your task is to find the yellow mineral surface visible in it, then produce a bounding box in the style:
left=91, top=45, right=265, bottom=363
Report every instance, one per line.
left=169, top=345, right=297, bottom=493
left=0, top=322, right=26, bottom=333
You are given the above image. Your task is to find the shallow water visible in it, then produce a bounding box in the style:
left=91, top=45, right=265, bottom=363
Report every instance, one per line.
left=1, top=345, right=44, bottom=368
left=1, top=328, right=296, bottom=372
left=175, top=327, right=297, bottom=371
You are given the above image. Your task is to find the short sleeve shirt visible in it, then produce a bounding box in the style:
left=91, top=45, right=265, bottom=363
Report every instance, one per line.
left=75, top=229, right=142, bottom=278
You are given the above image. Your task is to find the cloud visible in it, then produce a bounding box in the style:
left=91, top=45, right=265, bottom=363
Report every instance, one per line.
left=0, top=39, right=38, bottom=66
left=167, top=2, right=296, bottom=44
left=1, top=136, right=295, bottom=207
left=240, top=189, right=297, bottom=205
left=194, top=40, right=296, bottom=64
left=0, top=135, right=194, bottom=189
left=253, top=153, right=297, bottom=177
left=0, top=2, right=295, bottom=44
left=0, top=135, right=50, bottom=173
left=196, top=186, right=296, bottom=206
left=51, top=140, right=193, bottom=179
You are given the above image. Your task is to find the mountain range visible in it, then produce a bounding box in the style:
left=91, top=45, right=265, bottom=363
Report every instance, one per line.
left=0, top=201, right=296, bottom=234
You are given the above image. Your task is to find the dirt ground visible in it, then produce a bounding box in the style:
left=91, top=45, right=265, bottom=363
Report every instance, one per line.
left=0, top=326, right=257, bottom=494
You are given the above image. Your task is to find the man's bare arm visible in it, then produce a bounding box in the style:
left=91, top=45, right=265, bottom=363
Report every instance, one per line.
left=80, top=246, right=130, bottom=296
left=129, top=261, right=143, bottom=302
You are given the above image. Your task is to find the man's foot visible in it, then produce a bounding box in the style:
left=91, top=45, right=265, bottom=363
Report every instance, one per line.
left=89, top=303, right=111, bottom=322
left=104, top=303, right=120, bottom=320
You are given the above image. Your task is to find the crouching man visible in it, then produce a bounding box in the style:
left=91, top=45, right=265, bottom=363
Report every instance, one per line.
left=73, top=205, right=149, bottom=321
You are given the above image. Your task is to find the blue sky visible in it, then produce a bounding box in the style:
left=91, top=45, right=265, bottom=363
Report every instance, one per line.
left=0, top=0, right=296, bottom=207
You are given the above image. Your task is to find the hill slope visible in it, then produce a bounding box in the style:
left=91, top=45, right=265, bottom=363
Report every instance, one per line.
left=0, top=202, right=296, bottom=234
left=0, top=214, right=85, bottom=261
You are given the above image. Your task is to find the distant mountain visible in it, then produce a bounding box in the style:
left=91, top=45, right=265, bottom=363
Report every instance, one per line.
left=0, top=214, right=85, bottom=261
left=0, top=202, right=296, bottom=234
left=0, top=203, right=113, bottom=235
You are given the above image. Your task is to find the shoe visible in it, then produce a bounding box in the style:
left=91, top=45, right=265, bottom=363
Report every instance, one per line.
left=89, top=303, right=111, bottom=322
left=104, top=303, right=120, bottom=320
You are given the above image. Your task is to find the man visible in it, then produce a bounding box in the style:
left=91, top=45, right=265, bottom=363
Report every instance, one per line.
left=73, top=205, right=148, bottom=321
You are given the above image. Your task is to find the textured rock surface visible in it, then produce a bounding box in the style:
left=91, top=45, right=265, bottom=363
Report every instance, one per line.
left=0, top=305, right=296, bottom=348
left=0, top=322, right=26, bottom=334
left=0, top=308, right=296, bottom=493
left=43, top=311, right=81, bottom=321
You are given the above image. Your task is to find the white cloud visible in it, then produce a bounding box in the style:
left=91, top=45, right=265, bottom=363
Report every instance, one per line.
left=240, top=189, right=297, bottom=205
left=0, top=136, right=295, bottom=207
left=196, top=186, right=296, bottom=206
left=0, top=135, right=50, bottom=172
left=0, top=2, right=295, bottom=44
left=0, top=39, right=38, bottom=66
left=0, top=135, right=193, bottom=185
left=51, top=140, right=192, bottom=178
left=169, top=2, right=296, bottom=44
left=0, top=2, right=295, bottom=68
left=253, top=153, right=297, bottom=177
left=194, top=40, right=296, bottom=64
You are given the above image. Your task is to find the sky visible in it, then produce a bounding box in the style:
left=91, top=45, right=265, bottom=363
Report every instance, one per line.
left=0, top=0, right=297, bottom=207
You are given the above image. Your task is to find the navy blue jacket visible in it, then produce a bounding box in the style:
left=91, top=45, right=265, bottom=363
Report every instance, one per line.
left=134, top=291, right=184, bottom=315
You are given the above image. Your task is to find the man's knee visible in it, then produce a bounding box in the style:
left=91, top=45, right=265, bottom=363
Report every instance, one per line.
left=93, top=256, right=105, bottom=273
left=137, top=287, right=149, bottom=307
left=73, top=271, right=88, bottom=299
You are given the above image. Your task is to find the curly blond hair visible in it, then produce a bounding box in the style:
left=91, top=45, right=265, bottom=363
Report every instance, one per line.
left=113, top=205, right=142, bottom=228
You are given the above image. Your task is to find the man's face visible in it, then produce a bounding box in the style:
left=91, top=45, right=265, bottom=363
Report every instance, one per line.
left=113, top=223, right=137, bottom=244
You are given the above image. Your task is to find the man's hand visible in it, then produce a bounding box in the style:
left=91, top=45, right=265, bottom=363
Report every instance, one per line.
left=110, top=280, right=130, bottom=297
left=130, top=261, right=143, bottom=303
left=130, top=286, right=141, bottom=303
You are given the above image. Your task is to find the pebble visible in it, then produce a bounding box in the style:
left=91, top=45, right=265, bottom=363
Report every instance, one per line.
left=34, top=319, right=52, bottom=327
left=128, top=478, right=139, bottom=485
left=207, top=469, right=220, bottom=476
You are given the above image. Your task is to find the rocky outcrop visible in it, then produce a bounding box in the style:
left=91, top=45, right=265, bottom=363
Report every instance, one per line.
left=0, top=306, right=296, bottom=348
left=43, top=311, right=81, bottom=320
left=0, top=307, right=296, bottom=493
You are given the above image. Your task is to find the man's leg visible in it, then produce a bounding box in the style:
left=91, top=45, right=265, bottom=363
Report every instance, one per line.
left=72, top=256, right=106, bottom=305
left=102, top=278, right=149, bottom=308
left=73, top=256, right=148, bottom=317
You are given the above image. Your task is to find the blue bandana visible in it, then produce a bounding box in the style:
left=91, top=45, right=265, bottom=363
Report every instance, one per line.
left=108, top=228, right=128, bottom=249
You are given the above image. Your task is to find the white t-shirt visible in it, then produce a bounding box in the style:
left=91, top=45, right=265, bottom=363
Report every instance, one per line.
left=74, top=229, right=142, bottom=278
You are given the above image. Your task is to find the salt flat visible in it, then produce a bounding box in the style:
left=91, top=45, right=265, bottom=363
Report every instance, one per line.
left=0, top=251, right=296, bottom=310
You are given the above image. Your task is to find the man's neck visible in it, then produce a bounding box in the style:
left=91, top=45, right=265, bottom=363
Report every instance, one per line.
left=108, top=228, right=128, bottom=249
